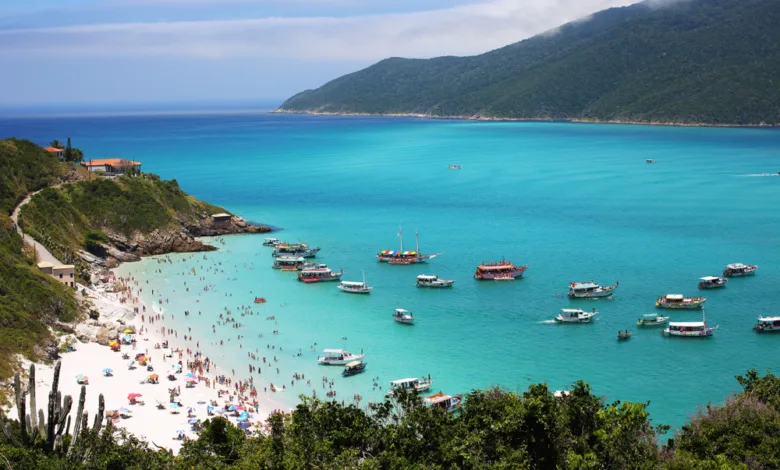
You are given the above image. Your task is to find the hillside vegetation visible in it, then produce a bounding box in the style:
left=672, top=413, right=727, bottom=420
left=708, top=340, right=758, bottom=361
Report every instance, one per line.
left=279, top=0, right=780, bottom=125
left=0, top=140, right=80, bottom=384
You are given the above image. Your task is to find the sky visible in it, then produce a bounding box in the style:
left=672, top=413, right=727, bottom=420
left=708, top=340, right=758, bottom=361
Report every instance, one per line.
left=0, top=0, right=642, bottom=108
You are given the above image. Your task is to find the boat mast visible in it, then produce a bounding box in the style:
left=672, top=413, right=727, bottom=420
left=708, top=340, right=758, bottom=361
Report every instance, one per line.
left=416, top=229, right=420, bottom=253
left=398, top=226, right=403, bottom=252
left=362, top=269, right=366, bottom=285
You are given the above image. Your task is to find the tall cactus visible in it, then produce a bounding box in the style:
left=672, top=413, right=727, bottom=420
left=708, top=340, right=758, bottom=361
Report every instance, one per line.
left=29, top=365, right=37, bottom=432
left=69, top=386, right=86, bottom=455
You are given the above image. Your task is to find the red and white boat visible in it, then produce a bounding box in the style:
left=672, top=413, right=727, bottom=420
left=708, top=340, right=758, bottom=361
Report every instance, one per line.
left=473, top=259, right=529, bottom=280
left=377, top=227, right=438, bottom=264
left=298, top=264, right=343, bottom=283
left=723, top=263, right=757, bottom=277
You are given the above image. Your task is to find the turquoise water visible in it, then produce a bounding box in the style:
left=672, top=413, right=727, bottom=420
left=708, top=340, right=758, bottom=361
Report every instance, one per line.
left=4, top=113, right=780, bottom=432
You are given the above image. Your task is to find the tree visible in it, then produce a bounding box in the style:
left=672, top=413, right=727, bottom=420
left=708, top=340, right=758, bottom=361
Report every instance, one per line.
left=48, top=140, right=64, bottom=149
left=64, top=137, right=72, bottom=162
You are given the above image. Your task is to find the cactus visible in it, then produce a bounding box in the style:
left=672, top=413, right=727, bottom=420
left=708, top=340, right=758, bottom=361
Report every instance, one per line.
left=92, top=395, right=104, bottom=433
left=29, top=365, right=37, bottom=433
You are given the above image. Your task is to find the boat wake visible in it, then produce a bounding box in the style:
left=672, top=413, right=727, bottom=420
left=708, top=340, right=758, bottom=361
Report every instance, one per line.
left=737, top=173, right=779, bottom=177
left=539, top=320, right=557, bottom=324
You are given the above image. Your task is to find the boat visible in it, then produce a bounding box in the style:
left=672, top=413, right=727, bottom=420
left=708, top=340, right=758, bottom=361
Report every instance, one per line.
left=698, top=276, right=728, bottom=289
left=663, top=311, right=718, bottom=337
left=298, top=264, right=343, bottom=283
left=341, top=361, right=367, bottom=377
left=254, top=297, right=266, bottom=304
left=393, top=308, right=414, bottom=325
left=388, top=377, right=433, bottom=395
left=272, top=256, right=307, bottom=270
left=753, top=316, right=780, bottom=333
left=617, top=330, right=632, bottom=341
left=645, top=159, right=656, bottom=164
left=568, top=281, right=618, bottom=298
left=422, top=393, right=462, bottom=413
left=554, top=308, right=597, bottom=324
left=474, top=259, right=529, bottom=280
left=337, top=270, right=373, bottom=294
left=377, top=227, right=438, bottom=264
left=636, top=313, right=670, bottom=326
left=273, top=243, right=321, bottom=259
left=448, top=164, right=462, bottom=170
left=723, top=263, right=757, bottom=277
left=415, top=274, right=455, bottom=288
left=317, top=349, right=365, bottom=365
left=263, top=237, right=281, bottom=247
left=655, top=294, right=706, bottom=309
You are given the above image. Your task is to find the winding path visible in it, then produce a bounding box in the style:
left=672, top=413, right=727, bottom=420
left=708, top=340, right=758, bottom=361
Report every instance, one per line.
left=10, top=189, right=63, bottom=265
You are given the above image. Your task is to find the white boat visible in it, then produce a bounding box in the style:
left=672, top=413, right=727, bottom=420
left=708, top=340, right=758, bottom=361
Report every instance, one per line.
left=263, top=237, right=281, bottom=247
left=645, top=159, right=656, bottom=164
left=272, top=256, right=306, bottom=270
left=317, top=349, right=365, bottom=365
left=753, top=316, right=780, bottom=333
left=388, top=377, right=433, bottom=395
left=568, top=281, right=617, bottom=298
left=422, top=393, right=462, bottom=413
left=723, top=263, right=757, bottom=277
left=415, top=274, right=455, bottom=288
left=555, top=308, right=597, bottom=324
left=698, top=276, right=727, bottom=289
left=298, top=264, right=343, bottom=283
left=448, top=164, right=462, bottom=170
left=655, top=294, right=706, bottom=309
left=337, top=270, right=373, bottom=294
left=663, top=311, right=718, bottom=337
left=393, top=308, right=414, bottom=325
left=637, top=313, right=669, bottom=326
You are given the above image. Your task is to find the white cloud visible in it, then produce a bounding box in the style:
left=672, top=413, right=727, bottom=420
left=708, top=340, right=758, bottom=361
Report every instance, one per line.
left=0, top=0, right=638, bottom=61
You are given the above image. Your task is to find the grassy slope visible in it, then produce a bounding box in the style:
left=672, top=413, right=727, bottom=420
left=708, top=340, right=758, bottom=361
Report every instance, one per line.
left=280, top=0, right=780, bottom=125
left=0, top=140, right=80, bottom=383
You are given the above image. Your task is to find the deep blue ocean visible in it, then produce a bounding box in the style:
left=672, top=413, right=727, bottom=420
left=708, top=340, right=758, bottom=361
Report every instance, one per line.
left=3, top=111, right=779, bottom=432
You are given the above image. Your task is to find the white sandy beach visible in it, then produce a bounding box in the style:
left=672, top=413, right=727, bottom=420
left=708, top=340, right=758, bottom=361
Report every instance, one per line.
left=8, top=282, right=288, bottom=454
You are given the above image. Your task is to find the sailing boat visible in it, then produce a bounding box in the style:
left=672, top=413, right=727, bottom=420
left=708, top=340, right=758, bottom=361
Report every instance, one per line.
left=376, top=226, right=439, bottom=264
left=337, top=269, right=373, bottom=294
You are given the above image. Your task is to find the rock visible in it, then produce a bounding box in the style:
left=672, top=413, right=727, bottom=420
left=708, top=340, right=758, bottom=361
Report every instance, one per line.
left=105, top=245, right=141, bottom=262
left=96, top=327, right=111, bottom=346
left=77, top=333, right=91, bottom=343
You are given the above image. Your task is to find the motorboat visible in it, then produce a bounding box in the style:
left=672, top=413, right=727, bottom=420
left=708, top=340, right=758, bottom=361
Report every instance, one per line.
left=273, top=243, right=320, bottom=259
left=753, top=316, right=780, bottom=333
left=422, top=393, right=462, bottom=413
left=554, top=308, right=597, bottom=324
left=655, top=294, right=706, bottom=309
left=415, top=274, right=455, bottom=288
left=663, top=312, right=718, bottom=337
left=393, top=308, right=414, bottom=325
left=645, top=159, right=656, bottom=164
left=617, top=330, right=632, bottom=341
left=698, top=276, right=728, bottom=289
left=474, top=259, right=529, bottom=280
left=298, top=264, right=343, bottom=283
left=448, top=164, right=462, bottom=170
left=723, top=263, right=757, bottom=277
left=636, top=313, right=669, bottom=326
left=342, top=361, right=367, bottom=377
left=263, top=237, right=281, bottom=247
left=377, top=227, right=438, bottom=264
left=253, top=297, right=266, bottom=304
left=337, top=270, right=373, bottom=294
left=272, top=256, right=306, bottom=270
left=317, top=349, right=364, bottom=365
left=568, top=281, right=618, bottom=299
left=388, top=377, right=433, bottom=395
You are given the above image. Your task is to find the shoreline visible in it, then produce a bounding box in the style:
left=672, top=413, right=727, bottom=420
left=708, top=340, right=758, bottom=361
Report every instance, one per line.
left=271, top=108, right=779, bottom=129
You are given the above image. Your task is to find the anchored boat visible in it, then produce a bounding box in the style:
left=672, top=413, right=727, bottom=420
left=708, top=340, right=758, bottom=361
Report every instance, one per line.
left=617, top=330, right=632, bottom=341
left=663, top=311, right=718, bottom=337
left=342, top=361, right=367, bottom=377
left=474, top=259, right=529, bottom=280
left=317, top=349, right=364, bottom=365
left=422, top=393, right=462, bottom=413
left=337, top=270, right=373, bottom=294
left=415, top=274, right=455, bottom=288
left=298, top=264, right=343, bottom=283
left=272, top=256, right=308, bottom=271
left=273, top=243, right=320, bottom=258
left=393, top=308, right=414, bottom=325
left=698, top=276, right=727, bottom=289
left=389, top=377, right=433, bottom=395
left=263, top=237, right=281, bottom=247
left=555, top=308, right=597, bottom=324
left=655, top=294, right=706, bottom=309
left=753, top=317, right=780, bottom=333
left=377, top=227, right=438, bottom=264
left=568, top=281, right=618, bottom=298
left=637, top=313, right=669, bottom=326
left=723, top=263, right=757, bottom=277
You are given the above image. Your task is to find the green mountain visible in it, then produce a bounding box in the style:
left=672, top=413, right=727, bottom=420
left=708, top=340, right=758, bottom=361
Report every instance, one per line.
left=278, top=0, right=780, bottom=125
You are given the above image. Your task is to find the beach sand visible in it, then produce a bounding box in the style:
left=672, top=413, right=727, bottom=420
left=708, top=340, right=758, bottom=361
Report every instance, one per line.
left=7, top=283, right=287, bottom=454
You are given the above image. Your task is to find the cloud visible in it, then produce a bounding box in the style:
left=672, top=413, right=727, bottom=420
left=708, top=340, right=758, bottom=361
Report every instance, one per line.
left=0, top=0, right=638, bottom=61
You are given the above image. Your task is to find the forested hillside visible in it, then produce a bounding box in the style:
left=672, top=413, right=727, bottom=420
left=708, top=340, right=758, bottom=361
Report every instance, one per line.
left=279, top=0, right=780, bottom=125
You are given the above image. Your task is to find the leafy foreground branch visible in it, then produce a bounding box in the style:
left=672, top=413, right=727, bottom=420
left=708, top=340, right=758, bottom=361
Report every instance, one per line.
left=2, top=370, right=780, bottom=469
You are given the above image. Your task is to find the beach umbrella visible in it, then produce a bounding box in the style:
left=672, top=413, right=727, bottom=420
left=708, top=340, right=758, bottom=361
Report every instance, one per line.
left=103, top=368, right=113, bottom=374
left=236, top=416, right=247, bottom=422
left=119, top=407, right=131, bottom=413
left=185, top=377, right=197, bottom=382
left=123, top=334, right=132, bottom=341
left=188, top=418, right=199, bottom=424
left=170, top=403, right=181, bottom=409
left=127, top=360, right=135, bottom=367
left=127, top=393, right=142, bottom=400
left=214, top=409, right=226, bottom=414
left=184, top=373, right=195, bottom=377
left=150, top=374, right=159, bottom=379
left=238, top=422, right=251, bottom=430
left=227, top=405, right=236, bottom=411
left=124, top=329, right=133, bottom=334
left=173, top=364, right=182, bottom=370
left=206, top=406, right=214, bottom=412
left=176, top=430, right=185, bottom=435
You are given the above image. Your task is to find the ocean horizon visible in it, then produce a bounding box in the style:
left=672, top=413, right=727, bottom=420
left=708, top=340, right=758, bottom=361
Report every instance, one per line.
left=2, top=111, right=779, bottom=433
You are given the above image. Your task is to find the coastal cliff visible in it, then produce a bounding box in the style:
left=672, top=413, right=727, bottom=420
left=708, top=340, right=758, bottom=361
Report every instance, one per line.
left=278, top=0, right=780, bottom=126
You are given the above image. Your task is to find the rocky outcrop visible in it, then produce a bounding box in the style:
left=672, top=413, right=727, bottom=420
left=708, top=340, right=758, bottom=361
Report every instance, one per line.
left=187, top=215, right=272, bottom=237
